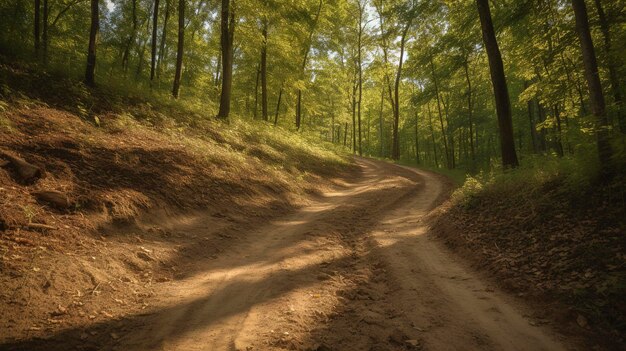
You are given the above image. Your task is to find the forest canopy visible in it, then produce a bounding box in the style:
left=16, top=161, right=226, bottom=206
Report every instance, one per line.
left=1, top=0, right=625, bottom=176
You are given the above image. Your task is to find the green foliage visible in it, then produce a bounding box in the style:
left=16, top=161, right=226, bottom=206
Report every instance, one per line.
left=0, top=0, right=624, bottom=176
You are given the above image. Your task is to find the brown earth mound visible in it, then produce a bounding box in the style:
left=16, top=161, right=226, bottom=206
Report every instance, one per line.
left=0, top=104, right=353, bottom=344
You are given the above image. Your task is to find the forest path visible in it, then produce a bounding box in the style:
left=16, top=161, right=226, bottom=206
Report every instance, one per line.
left=9, top=158, right=569, bottom=351
left=111, top=158, right=566, bottom=351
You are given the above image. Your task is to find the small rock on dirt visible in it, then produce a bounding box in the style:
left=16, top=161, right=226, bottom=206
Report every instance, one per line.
left=33, top=190, right=72, bottom=209
left=136, top=251, right=153, bottom=261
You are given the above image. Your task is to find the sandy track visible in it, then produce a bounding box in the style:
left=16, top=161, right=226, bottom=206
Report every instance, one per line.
left=2, top=158, right=569, bottom=351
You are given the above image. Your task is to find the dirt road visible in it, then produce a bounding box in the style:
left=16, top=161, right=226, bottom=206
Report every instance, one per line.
left=3, top=158, right=569, bottom=351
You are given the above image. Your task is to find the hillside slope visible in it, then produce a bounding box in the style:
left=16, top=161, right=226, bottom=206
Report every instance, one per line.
left=0, top=65, right=353, bottom=343
left=429, top=170, right=626, bottom=349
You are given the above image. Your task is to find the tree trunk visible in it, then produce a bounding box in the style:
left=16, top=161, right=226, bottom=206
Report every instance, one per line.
left=157, top=0, right=171, bottom=80
left=525, top=81, right=537, bottom=153
left=392, top=17, right=412, bottom=160
left=214, top=50, right=221, bottom=86
left=352, top=81, right=357, bottom=154
left=85, top=0, right=99, bottom=86
left=443, top=96, right=455, bottom=168
left=34, top=0, right=40, bottom=57
left=217, top=0, right=235, bottom=119
left=253, top=62, right=260, bottom=118
left=150, top=0, right=160, bottom=82
left=296, top=0, right=323, bottom=129
left=357, top=1, right=364, bottom=156
left=476, top=0, right=519, bottom=168
left=122, top=0, right=138, bottom=73
left=379, top=87, right=384, bottom=158
left=571, top=0, right=612, bottom=175
left=274, top=85, right=283, bottom=126
left=374, top=0, right=396, bottom=117
left=463, top=57, right=476, bottom=163
left=554, top=105, right=564, bottom=157
left=427, top=102, right=439, bottom=168
left=414, top=109, right=420, bottom=164
left=42, top=0, right=48, bottom=64
left=261, top=18, right=268, bottom=121
left=172, top=0, right=184, bottom=98
left=430, top=55, right=449, bottom=168
left=593, top=0, right=624, bottom=133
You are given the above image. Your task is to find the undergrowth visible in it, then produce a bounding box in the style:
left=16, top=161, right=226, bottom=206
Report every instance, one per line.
left=434, top=150, right=626, bottom=346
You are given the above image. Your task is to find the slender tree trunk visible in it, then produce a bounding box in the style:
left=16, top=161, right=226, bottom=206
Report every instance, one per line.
left=524, top=81, right=537, bottom=153
left=443, top=96, right=455, bottom=168
left=357, top=2, right=364, bottom=156
left=296, top=0, right=323, bottom=129
left=214, top=50, right=221, bottom=86
left=253, top=62, right=260, bottom=119
left=261, top=18, right=268, bottom=121
left=85, top=0, right=99, bottom=86
left=122, top=0, right=138, bottom=73
left=344, top=122, right=348, bottom=147
left=150, top=0, right=160, bottom=82
left=274, top=85, right=283, bottom=126
left=463, top=57, right=476, bottom=163
left=476, top=0, right=519, bottom=168
left=42, top=0, right=48, bottom=64
left=553, top=105, right=564, bottom=157
left=172, top=0, right=185, bottom=98
left=379, top=87, right=385, bottom=157
left=427, top=102, right=439, bottom=168
left=157, top=0, right=171, bottom=80
left=392, top=17, right=412, bottom=160
left=430, top=55, right=449, bottom=168
left=537, top=101, right=548, bottom=152
left=571, top=0, right=612, bottom=175
left=374, top=0, right=396, bottom=116
left=34, top=0, right=41, bottom=58
left=414, top=109, right=420, bottom=164
left=352, top=81, right=357, bottom=154
left=331, top=100, right=335, bottom=143
left=217, top=0, right=235, bottom=119
left=593, top=0, right=624, bottom=133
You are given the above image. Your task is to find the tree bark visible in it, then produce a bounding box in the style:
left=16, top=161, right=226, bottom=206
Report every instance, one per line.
left=122, top=0, right=138, bottom=73
left=476, top=0, right=519, bottom=168
left=525, top=81, right=537, bottom=153
left=295, top=0, right=323, bottom=129
left=427, top=102, right=439, bottom=168
left=391, top=16, right=412, bottom=160
left=463, top=57, right=476, bottom=163
left=157, top=0, right=171, bottom=80
left=217, top=0, right=235, bottom=119
left=261, top=18, right=268, bottom=121
left=356, top=1, right=364, bottom=156
left=373, top=0, right=396, bottom=117
left=414, top=109, right=420, bottom=164
left=85, top=0, right=99, bottom=86
left=430, top=55, right=449, bottom=168
left=571, top=0, right=612, bottom=175
left=42, top=0, right=48, bottom=64
left=150, top=0, right=160, bottom=82
left=253, top=62, right=260, bottom=118
left=352, top=79, right=357, bottom=154
left=593, top=0, right=624, bottom=133
left=274, top=85, right=283, bottom=126
left=34, top=0, right=41, bottom=57
left=172, top=0, right=184, bottom=98
left=379, top=87, right=384, bottom=157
